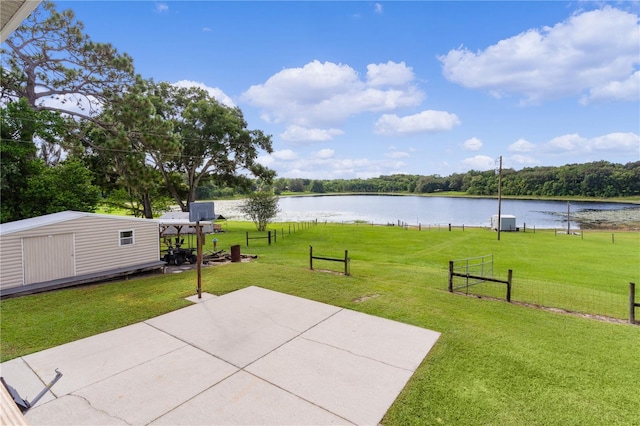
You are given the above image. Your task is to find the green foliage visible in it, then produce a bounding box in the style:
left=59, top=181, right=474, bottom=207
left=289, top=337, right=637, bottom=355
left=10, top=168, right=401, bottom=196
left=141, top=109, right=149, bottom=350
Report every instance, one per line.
left=1, top=99, right=100, bottom=222
left=266, top=162, right=640, bottom=198
left=240, top=191, right=280, bottom=231
left=24, top=158, right=101, bottom=215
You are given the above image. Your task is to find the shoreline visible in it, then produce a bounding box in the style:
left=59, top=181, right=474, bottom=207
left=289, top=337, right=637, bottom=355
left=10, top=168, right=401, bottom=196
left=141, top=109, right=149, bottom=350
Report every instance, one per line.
left=275, top=192, right=640, bottom=205
left=211, top=199, right=640, bottom=231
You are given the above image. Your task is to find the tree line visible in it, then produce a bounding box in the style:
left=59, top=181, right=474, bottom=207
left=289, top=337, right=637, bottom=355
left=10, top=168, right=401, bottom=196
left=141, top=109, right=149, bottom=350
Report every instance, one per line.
left=270, top=161, right=640, bottom=198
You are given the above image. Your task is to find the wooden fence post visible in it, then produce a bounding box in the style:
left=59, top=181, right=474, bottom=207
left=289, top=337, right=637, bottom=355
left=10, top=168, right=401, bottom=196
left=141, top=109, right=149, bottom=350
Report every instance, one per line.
left=448, top=261, right=454, bottom=292
left=344, top=250, right=349, bottom=276
left=630, top=282, right=637, bottom=324
left=506, top=269, right=513, bottom=302
left=309, top=246, right=313, bottom=270
left=246, top=232, right=249, bottom=246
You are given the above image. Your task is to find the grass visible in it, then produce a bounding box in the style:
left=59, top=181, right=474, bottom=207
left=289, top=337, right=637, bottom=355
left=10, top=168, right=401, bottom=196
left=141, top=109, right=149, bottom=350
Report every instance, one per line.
left=1, top=222, right=639, bottom=425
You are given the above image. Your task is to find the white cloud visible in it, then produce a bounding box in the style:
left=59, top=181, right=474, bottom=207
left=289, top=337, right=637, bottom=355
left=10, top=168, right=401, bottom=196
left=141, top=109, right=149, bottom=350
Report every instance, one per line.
left=461, top=155, right=496, bottom=171
left=581, top=70, right=640, bottom=104
left=316, top=148, right=335, bottom=159
left=258, top=148, right=407, bottom=180
left=241, top=60, right=424, bottom=127
left=374, top=110, right=461, bottom=136
left=374, top=3, right=383, bottom=14
left=545, top=132, right=639, bottom=154
left=280, top=125, right=344, bottom=144
left=202, top=27, right=212, bottom=32
left=546, top=133, right=585, bottom=151
left=155, top=3, right=169, bottom=13
left=272, top=149, right=298, bottom=161
left=462, top=137, right=483, bottom=151
left=508, top=138, right=536, bottom=152
left=439, top=7, right=640, bottom=104
left=588, top=132, right=640, bottom=152
left=366, top=61, right=414, bottom=87
left=38, top=91, right=103, bottom=118
left=386, top=150, right=409, bottom=159
left=510, top=154, right=538, bottom=166
left=172, top=80, right=235, bottom=107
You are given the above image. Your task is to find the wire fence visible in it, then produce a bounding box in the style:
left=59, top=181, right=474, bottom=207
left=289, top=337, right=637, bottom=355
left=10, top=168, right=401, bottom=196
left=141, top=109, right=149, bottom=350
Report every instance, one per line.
left=449, top=270, right=633, bottom=322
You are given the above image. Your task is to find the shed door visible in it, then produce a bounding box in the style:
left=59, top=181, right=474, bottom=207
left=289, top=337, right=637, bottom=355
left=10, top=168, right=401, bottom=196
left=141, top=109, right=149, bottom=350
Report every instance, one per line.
left=23, top=234, right=75, bottom=285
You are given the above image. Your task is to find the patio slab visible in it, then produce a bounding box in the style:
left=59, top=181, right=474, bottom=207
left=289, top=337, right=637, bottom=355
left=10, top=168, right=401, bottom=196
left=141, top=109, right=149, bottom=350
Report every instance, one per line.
left=1, top=286, right=441, bottom=426
left=21, top=322, right=186, bottom=396
left=151, top=371, right=351, bottom=425
left=145, top=286, right=342, bottom=368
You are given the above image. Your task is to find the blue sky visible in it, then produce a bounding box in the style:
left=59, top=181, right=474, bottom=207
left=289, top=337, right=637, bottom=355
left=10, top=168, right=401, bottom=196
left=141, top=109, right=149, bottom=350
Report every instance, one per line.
left=56, top=1, right=639, bottom=179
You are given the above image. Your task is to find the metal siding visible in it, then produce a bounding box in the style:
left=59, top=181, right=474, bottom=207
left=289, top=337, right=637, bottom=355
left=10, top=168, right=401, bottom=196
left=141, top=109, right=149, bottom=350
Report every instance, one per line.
left=0, top=215, right=159, bottom=288
left=73, top=217, right=159, bottom=275
left=0, top=234, right=24, bottom=289
left=23, top=234, right=75, bottom=285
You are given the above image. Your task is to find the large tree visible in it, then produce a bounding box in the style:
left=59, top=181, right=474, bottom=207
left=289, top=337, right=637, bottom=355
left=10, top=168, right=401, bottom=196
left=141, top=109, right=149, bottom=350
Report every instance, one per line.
left=149, top=82, right=275, bottom=211
left=79, top=78, right=179, bottom=218
left=1, top=1, right=136, bottom=166
left=1, top=1, right=135, bottom=120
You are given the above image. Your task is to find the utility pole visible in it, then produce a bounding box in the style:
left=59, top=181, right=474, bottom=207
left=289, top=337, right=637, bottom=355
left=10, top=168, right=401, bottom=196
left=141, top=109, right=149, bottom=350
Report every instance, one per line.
left=497, top=155, right=503, bottom=241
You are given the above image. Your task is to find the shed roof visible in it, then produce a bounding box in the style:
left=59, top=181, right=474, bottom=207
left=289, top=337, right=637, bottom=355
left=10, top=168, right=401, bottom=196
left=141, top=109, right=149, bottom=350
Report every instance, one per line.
left=0, top=211, right=158, bottom=236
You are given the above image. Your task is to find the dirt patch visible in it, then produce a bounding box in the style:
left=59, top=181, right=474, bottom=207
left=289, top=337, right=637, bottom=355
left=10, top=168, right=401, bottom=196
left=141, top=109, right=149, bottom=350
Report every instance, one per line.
left=353, top=294, right=381, bottom=303
left=312, top=268, right=347, bottom=276
left=164, top=253, right=257, bottom=274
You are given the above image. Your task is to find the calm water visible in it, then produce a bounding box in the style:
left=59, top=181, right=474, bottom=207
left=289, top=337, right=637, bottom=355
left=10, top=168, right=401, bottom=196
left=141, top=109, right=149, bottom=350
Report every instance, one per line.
left=275, top=195, right=637, bottom=229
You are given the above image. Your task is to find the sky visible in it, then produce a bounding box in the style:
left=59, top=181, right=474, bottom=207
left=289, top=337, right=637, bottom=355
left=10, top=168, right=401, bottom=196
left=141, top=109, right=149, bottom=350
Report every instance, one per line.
left=52, top=1, right=640, bottom=179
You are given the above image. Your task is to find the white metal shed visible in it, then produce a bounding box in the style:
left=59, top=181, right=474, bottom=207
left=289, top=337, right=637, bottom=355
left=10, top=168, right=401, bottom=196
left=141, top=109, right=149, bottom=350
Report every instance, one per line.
left=0, top=211, right=164, bottom=297
left=491, top=214, right=517, bottom=231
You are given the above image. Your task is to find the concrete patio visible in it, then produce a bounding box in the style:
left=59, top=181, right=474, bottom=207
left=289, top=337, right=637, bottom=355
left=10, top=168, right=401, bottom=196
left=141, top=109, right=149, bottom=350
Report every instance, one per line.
left=1, top=286, right=440, bottom=425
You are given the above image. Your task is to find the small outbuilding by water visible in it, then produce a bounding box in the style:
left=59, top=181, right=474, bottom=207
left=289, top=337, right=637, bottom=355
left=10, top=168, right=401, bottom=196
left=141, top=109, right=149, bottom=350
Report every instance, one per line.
left=0, top=211, right=164, bottom=298
left=491, top=214, right=517, bottom=231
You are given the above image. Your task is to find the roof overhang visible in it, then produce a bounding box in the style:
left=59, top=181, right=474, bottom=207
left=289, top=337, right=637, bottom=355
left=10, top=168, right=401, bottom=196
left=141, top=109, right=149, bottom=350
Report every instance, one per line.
left=1, top=0, right=42, bottom=43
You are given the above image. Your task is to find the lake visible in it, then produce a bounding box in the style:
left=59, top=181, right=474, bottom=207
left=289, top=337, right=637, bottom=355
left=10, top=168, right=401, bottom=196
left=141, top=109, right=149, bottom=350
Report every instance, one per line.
left=268, top=195, right=638, bottom=229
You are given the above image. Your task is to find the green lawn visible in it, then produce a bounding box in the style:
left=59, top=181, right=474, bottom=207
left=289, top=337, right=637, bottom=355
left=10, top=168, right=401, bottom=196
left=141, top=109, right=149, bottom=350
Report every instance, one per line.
left=2, top=222, right=639, bottom=425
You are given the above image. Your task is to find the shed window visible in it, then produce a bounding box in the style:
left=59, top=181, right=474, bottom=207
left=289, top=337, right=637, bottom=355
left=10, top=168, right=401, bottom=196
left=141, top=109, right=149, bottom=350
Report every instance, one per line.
left=119, top=230, right=134, bottom=246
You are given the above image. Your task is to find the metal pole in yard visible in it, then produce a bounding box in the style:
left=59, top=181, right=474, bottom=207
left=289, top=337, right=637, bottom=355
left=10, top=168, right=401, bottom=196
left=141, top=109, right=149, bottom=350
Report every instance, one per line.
left=197, top=222, right=202, bottom=299
left=497, top=155, right=503, bottom=241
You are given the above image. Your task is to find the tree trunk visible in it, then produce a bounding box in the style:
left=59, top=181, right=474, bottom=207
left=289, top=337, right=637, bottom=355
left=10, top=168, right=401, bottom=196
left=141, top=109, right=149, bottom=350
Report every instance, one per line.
left=142, top=192, right=153, bottom=219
